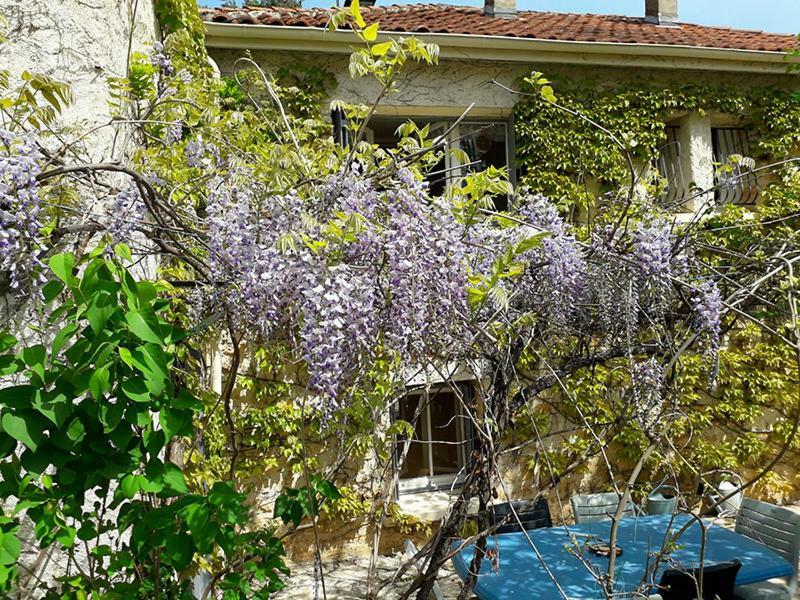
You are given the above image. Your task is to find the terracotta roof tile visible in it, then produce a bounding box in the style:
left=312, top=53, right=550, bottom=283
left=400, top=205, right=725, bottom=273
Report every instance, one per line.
left=200, top=4, right=798, bottom=53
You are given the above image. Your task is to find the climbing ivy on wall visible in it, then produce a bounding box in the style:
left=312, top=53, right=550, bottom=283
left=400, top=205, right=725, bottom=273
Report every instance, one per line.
left=514, top=77, right=800, bottom=209
left=512, top=74, right=800, bottom=501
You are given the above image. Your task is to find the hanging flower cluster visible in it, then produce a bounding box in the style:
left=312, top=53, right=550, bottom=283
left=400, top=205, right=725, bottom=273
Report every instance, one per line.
left=516, top=194, right=586, bottom=325
left=185, top=136, right=221, bottom=170
left=204, top=168, right=469, bottom=409
left=150, top=42, right=174, bottom=77
left=633, top=219, right=673, bottom=282
left=0, top=129, right=45, bottom=290
left=106, top=182, right=145, bottom=246
left=631, top=357, right=665, bottom=431
left=693, top=279, right=723, bottom=353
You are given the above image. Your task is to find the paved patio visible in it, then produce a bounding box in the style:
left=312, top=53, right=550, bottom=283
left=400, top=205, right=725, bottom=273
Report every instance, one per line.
left=273, top=554, right=468, bottom=600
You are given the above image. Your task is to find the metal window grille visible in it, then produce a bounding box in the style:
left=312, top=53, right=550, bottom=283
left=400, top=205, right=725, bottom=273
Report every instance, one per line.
left=712, top=127, right=759, bottom=205
left=655, top=125, right=687, bottom=207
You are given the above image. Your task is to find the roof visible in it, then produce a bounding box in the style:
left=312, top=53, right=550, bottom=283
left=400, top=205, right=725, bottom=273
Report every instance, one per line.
left=199, top=4, right=798, bottom=53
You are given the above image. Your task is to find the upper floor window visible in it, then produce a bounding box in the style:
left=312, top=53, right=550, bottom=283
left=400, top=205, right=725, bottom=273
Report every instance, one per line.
left=365, top=116, right=513, bottom=210
left=655, top=125, right=687, bottom=207
left=712, top=127, right=759, bottom=205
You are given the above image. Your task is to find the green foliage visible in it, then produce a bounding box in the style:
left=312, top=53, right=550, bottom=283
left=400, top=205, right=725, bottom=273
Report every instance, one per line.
left=0, top=70, right=72, bottom=130
left=274, top=475, right=342, bottom=527
left=514, top=76, right=800, bottom=209
left=0, top=248, right=287, bottom=598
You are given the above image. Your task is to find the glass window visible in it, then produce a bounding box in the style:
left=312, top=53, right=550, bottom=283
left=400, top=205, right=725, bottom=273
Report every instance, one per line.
left=395, top=384, right=474, bottom=492
left=458, top=122, right=511, bottom=210
left=362, top=117, right=512, bottom=205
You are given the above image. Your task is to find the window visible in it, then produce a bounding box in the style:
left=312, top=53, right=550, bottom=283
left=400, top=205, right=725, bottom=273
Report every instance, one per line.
left=654, top=125, right=687, bottom=206
left=712, top=127, right=759, bottom=205
left=395, top=383, right=474, bottom=493
left=366, top=117, right=513, bottom=209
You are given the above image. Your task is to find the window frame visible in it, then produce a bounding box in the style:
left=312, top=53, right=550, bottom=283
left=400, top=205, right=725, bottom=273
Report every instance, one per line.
left=393, top=382, right=475, bottom=495
left=360, top=115, right=516, bottom=197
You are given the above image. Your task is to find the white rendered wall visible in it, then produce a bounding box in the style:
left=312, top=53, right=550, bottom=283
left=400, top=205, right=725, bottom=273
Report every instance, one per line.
left=0, top=0, right=158, bottom=160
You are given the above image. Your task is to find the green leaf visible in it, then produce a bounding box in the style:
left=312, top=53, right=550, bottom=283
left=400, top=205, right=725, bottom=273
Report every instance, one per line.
left=99, top=401, right=125, bottom=432
left=350, top=0, right=366, bottom=28
left=0, top=334, right=16, bottom=354
left=34, top=391, right=71, bottom=427
left=77, top=523, right=97, bottom=541
left=386, top=419, right=415, bottom=438
left=0, top=432, right=15, bottom=458
left=20, top=345, right=45, bottom=369
left=0, top=356, right=19, bottom=377
left=51, top=323, right=78, bottom=356
left=0, top=385, right=35, bottom=409
left=86, top=292, right=118, bottom=335
left=161, top=463, right=188, bottom=494
left=363, top=22, right=379, bottom=42
left=540, top=85, right=556, bottom=103
left=173, top=389, right=203, bottom=411
left=114, top=243, right=132, bottom=262
left=184, top=503, right=214, bottom=552
left=0, top=530, right=20, bottom=566
left=1, top=413, right=43, bottom=451
left=515, top=232, right=547, bottom=254
left=49, top=253, right=75, bottom=285
left=208, top=482, right=239, bottom=508
left=55, top=525, right=76, bottom=548
left=119, top=474, right=139, bottom=499
left=311, top=476, right=342, bottom=500
left=165, top=532, right=193, bottom=570
left=65, top=418, right=85, bottom=443
left=89, top=366, right=110, bottom=400
left=20, top=447, right=51, bottom=474
left=370, top=41, right=393, bottom=57
left=125, top=311, right=164, bottom=344
left=41, top=280, right=64, bottom=304
left=159, top=408, right=191, bottom=441
left=121, top=378, right=150, bottom=403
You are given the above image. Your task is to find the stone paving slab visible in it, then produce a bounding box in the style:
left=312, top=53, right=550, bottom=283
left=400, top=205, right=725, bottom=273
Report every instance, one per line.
left=273, top=554, right=466, bottom=600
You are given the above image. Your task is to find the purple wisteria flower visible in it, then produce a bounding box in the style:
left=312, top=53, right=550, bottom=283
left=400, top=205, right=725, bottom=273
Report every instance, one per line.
left=106, top=182, right=145, bottom=246
left=185, top=136, right=221, bottom=169
left=202, top=167, right=469, bottom=413
left=0, top=129, right=46, bottom=290
left=633, top=219, right=673, bottom=281
left=517, top=194, right=586, bottom=324
left=164, top=121, right=183, bottom=144
left=693, top=279, right=723, bottom=353
left=150, top=42, right=174, bottom=76
left=300, top=266, right=377, bottom=405
left=631, top=357, right=665, bottom=431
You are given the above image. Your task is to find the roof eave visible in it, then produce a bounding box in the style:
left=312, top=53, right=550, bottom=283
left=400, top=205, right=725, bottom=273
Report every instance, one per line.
left=203, top=22, right=799, bottom=74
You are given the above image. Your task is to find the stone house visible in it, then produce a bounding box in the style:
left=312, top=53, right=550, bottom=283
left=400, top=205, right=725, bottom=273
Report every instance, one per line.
left=198, top=0, right=800, bottom=518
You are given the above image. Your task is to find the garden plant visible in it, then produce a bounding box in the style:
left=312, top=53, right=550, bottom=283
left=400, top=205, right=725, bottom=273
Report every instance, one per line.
left=0, top=1, right=799, bottom=598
